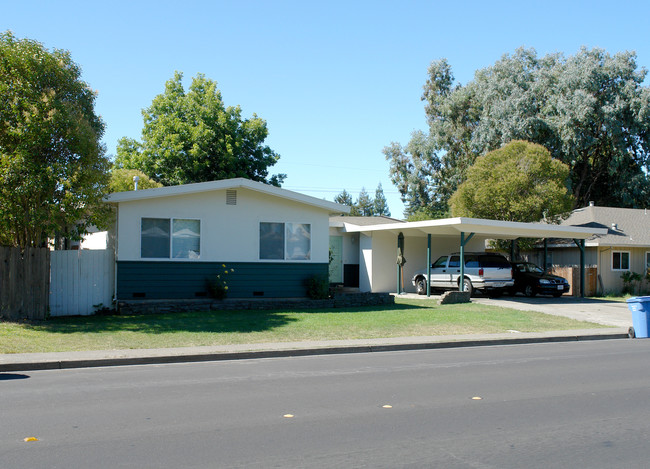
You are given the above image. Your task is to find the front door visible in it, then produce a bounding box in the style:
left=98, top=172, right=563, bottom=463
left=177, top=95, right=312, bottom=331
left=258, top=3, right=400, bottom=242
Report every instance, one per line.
left=329, top=236, right=343, bottom=284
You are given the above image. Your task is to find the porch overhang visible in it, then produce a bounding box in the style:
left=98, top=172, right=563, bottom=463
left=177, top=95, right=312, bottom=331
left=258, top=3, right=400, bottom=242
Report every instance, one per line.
left=339, top=217, right=606, bottom=240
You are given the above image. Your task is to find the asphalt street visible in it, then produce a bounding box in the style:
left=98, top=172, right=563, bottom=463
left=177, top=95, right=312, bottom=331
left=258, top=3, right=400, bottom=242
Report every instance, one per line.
left=3, top=339, right=650, bottom=468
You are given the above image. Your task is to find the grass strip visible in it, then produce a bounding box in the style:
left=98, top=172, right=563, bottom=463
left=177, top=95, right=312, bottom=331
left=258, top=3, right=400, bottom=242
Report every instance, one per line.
left=0, top=298, right=604, bottom=354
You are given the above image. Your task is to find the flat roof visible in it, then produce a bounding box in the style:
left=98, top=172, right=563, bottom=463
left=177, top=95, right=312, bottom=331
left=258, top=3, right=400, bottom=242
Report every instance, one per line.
left=339, top=217, right=607, bottom=240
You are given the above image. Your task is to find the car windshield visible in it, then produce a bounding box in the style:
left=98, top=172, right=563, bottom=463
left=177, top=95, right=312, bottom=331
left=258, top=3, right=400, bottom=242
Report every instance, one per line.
left=432, top=256, right=448, bottom=268
left=522, top=263, right=544, bottom=274
left=480, top=255, right=510, bottom=268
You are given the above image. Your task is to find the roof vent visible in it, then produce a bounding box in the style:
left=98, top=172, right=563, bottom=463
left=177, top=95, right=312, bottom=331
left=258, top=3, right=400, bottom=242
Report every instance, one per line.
left=611, top=223, right=618, bottom=231
left=589, top=201, right=594, bottom=207
left=226, top=190, right=237, bottom=205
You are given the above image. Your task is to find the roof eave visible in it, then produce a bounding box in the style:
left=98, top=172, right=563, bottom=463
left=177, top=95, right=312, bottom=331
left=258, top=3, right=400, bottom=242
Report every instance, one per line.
left=104, top=178, right=350, bottom=214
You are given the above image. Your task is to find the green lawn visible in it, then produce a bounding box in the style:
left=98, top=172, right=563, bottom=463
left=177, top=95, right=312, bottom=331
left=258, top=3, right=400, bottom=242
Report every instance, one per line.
left=0, top=298, right=605, bottom=354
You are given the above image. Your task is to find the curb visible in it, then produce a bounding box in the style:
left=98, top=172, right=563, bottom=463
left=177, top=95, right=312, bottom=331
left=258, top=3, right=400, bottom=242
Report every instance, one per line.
left=0, top=331, right=629, bottom=373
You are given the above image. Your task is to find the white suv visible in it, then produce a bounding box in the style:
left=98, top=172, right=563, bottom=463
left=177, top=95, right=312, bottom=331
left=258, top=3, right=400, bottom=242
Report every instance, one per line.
left=412, top=252, right=514, bottom=297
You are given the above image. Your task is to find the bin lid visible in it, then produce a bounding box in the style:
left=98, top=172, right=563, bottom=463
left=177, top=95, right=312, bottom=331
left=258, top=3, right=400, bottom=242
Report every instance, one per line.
left=626, top=296, right=650, bottom=303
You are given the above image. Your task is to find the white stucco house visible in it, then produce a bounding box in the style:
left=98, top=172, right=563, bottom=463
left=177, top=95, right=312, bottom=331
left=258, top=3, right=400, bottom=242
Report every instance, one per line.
left=105, top=178, right=349, bottom=300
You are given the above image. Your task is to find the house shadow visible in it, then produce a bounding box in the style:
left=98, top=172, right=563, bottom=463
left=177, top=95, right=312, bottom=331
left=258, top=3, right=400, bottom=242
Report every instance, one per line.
left=22, top=303, right=425, bottom=335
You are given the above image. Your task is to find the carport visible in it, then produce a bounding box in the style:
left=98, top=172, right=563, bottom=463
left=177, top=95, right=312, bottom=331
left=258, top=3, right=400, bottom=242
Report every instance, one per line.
left=339, top=217, right=607, bottom=297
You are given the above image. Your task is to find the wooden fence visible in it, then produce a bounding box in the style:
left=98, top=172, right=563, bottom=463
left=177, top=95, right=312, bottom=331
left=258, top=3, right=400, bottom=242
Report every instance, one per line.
left=50, top=249, right=115, bottom=316
left=550, top=266, right=598, bottom=297
left=0, top=247, right=50, bottom=320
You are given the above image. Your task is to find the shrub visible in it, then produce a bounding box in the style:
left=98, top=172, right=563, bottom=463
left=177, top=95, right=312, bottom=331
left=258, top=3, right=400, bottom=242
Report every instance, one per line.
left=208, top=265, right=234, bottom=299
left=306, top=273, right=330, bottom=300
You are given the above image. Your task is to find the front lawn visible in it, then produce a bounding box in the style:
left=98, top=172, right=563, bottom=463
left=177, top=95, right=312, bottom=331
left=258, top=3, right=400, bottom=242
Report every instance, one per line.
left=0, top=298, right=604, bottom=354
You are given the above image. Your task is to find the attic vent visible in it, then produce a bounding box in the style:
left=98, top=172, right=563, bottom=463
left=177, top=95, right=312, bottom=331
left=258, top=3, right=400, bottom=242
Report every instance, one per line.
left=226, top=190, right=237, bottom=205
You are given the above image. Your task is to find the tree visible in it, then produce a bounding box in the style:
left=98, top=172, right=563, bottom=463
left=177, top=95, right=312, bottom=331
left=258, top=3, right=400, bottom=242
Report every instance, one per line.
left=109, top=169, right=163, bottom=193
left=355, top=188, right=374, bottom=216
left=115, top=72, right=285, bottom=186
left=450, top=140, right=574, bottom=222
left=334, top=189, right=354, bottom=207
left=0, top=32, right=110, bottom=249
left=386, top=48, right=650, bottom=214
left=373, top=183, right=391, bottom=217
left=335, top=184, right=393, bottom=217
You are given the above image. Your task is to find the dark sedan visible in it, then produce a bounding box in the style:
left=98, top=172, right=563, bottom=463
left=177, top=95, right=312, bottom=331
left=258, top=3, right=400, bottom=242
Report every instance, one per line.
left=510, top=261, right=570, bottom=297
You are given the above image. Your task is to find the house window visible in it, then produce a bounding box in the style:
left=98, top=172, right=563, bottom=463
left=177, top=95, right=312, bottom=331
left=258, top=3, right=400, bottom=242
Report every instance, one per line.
left=260, top=222, right=311, bottom=260
left=172, top=219, right=201, bottom=259
left=141, top=218, right=200, bottom=259
left=612, top=251, right=630, bottom=271
left=645, top=252, right=650, bottom=275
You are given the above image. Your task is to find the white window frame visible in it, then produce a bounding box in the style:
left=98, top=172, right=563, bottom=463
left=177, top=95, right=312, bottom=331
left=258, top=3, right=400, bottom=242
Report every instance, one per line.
left=259, top=221, right=311, bottom=261
left=611, top=250, right=630, bottom=271
left=140, top=217, right=201, bottom=260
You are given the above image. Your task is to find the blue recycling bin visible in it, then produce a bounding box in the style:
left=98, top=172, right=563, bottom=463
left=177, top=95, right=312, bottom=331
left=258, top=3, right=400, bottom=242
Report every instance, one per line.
left=626, top=296, right=650, bottom=338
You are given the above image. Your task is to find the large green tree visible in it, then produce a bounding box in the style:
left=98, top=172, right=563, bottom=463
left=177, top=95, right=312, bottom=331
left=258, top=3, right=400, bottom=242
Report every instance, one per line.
left=0, top=32, right=110, bottom=249
left=450, top=140, right=574, bottom=222
left=115, top=72, right=285, bottom=186
left=386, top=48, right=650, bottom=215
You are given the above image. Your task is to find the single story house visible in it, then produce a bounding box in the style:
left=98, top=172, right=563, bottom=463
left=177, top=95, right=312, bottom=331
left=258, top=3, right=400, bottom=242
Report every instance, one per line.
left=105, top=178, right=350, bottom=300
left=106, top=179, right=607, bottom=301
left=525, top=204, right=650, bottom=294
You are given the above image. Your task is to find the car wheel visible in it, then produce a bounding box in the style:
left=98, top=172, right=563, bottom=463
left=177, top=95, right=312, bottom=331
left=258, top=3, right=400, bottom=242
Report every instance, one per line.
left=415, top=277, right=427, bottom=295
left=524, top=285, right=536, bottom=297
left=461, top=278, right=473, bottom=296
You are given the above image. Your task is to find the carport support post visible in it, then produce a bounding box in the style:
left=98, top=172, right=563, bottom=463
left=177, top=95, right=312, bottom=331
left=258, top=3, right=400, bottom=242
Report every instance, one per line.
left=427, top=234, right=431, bottom=297
left=573, top=238, right=586, bottom=298
left=459, top=232, right=474, bottom=291
left=543, top=239, right=548, bottom=271
left=397, top=232, right=405, bottom=295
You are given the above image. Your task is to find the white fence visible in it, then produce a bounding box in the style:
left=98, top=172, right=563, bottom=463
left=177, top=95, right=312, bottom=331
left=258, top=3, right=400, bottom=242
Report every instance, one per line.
left=50, top=250, right=115, bottom=316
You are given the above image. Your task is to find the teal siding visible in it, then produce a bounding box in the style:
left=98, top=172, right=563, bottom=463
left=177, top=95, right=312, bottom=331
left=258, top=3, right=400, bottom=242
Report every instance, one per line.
left=116, top=261, right=328, bottom=300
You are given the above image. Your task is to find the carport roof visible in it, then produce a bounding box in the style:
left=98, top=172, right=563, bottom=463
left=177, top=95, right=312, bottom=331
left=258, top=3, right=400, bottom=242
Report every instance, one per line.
left=338, top=217, right=607, bottom=240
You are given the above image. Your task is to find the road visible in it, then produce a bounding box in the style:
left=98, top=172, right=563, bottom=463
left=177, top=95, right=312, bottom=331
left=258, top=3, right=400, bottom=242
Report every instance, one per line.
left=2, top=340, right=650, bottom=468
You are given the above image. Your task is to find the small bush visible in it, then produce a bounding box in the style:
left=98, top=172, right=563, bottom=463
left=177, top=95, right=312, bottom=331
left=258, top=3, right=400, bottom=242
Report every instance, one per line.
left=208, top=265, right=234, bottom=300
left=306, top=273, right=330, bottom=300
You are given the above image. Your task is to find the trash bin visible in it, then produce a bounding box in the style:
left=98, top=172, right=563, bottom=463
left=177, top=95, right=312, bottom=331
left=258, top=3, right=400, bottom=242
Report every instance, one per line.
left=626, top=296, right=650, bottom=338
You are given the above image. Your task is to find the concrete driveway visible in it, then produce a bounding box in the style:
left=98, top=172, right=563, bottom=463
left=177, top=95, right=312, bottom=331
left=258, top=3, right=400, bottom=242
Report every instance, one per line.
left=472, top=295, right=632, bottom=328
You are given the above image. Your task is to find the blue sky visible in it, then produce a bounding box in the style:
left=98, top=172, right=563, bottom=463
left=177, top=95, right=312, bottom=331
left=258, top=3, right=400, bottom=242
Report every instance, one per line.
left=4, top=0, right=649, bottom=217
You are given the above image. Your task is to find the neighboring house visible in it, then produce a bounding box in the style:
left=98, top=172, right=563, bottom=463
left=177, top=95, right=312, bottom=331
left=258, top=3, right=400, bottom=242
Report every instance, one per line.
left=105, top=178, right=349, bottom=300
left=525, top=204, right=650, bottom=294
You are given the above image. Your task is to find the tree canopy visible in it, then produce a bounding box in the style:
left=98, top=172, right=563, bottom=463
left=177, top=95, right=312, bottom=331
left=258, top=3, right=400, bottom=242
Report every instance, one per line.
left=0, top=31, right=110, bottom=248
left=334, top=183, right=391, bottom=217
left=386, top=47, right=650, bottom=216
left=115, top=72, right=285, bottom=186
left=109, top=169, right=162, bottom=193
left=450, top=140, right=574, bottom=222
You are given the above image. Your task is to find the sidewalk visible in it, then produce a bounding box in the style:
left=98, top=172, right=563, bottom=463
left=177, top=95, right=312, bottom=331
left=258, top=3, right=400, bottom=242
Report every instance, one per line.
left=0, top=327, right=629, bottom=372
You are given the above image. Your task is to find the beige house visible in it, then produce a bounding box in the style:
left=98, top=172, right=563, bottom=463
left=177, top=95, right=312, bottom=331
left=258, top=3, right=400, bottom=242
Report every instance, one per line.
left=526, top=204, right=650, bottom=295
